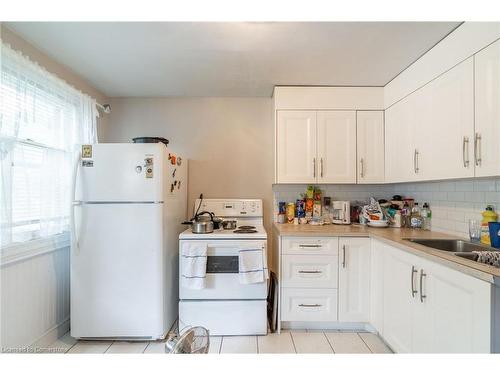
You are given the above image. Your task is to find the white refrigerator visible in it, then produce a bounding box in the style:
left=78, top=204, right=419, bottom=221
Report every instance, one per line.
left=70, top=143, right=187, bottom=340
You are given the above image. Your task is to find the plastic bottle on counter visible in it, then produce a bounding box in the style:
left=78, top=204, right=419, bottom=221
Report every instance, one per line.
left=421, top=203, right=431, bottom=231
left=481, top=205, right=497, bottom=245
left=410, top=202, right=422, bottom=229
left=401, top=201, right=411, bottom=228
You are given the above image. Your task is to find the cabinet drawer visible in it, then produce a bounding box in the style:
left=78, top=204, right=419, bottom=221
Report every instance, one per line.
left=281, top=288, right=338, bottom=322
left=282, top=255, right=338, bottom=288
left=282, top=237, right=338, bottom=255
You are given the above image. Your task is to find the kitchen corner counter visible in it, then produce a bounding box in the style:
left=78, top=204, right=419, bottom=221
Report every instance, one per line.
left=273, top=223, right=500, bottom=284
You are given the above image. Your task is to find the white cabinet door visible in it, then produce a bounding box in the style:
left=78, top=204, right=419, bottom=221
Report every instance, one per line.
left=338, top=238, right=371, bottom=322
left=369, top=239, right=385, bottom=335
left=276, top=111, right=317, bottom=183
left=382, top=245, right=418, bottom=353
left=384, top=95, right=418, bottom=183
left=420, top=57, right=474, bottom=180
left=422, top=260, right=491, bottom=353
left=475, top=39, right=500, bottom=177
left=317, top=111, right=357, bottom=183
left=357, top=111, right=385, bottom=183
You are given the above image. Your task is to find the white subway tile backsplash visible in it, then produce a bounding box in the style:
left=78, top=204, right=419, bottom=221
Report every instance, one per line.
left=273, top=177, right=500, bottom=238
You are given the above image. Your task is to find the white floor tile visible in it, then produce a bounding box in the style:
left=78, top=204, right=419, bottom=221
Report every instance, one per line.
left=257, top=332, right=295, bottom=354
left=291, top=332, right=333, bottom=354
left=358, top=333, right=392, bottom=353
left=325, top=332, right=370, bottom=354
left=220, top=336, right=257, bottom=354
left=67, top=341, right=113, bottom=354
left=106, top=341, right=149, bottom=354
left=143, top=341, right=167, bottom=354
left=37, top=333, right=77, bottom=354
left=208, top=336, right=222, bottom=354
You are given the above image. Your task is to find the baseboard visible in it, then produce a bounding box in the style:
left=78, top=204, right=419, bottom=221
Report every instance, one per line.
left=281, top=321, right=376, bottom=332
left=30, top=318, right=70, bottom=348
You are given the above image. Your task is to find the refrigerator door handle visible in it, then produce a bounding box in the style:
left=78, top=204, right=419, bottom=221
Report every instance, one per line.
left=71, top=154, right=81, bottom=253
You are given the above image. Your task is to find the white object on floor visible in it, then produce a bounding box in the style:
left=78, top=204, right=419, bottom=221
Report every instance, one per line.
left=238, top=246, right=268, bottom=284
left=181, top=243, right=208, bottom=289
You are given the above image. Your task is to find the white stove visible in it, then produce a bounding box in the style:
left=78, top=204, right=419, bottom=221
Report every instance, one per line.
left=178, top=199, right=268, bottom=336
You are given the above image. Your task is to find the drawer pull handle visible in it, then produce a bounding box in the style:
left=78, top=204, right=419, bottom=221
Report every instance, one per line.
left=298, top=244, right=322, bottom=248
left=298, top=303, right=322, bottom=307
left=298, top=270, right=322, bottom=274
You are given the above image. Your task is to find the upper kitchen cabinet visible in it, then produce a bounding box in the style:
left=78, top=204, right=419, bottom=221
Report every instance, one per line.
left=273, top=87, right=384, bottom=184
left=357, top=111, right=385, bottom=183
left=474, top=38, right=500, bottom=177
left=276, top=111, right=317, bottom=183
left=384, top=58, right=474, bottom=182
left=317, top=111, right=357, bottom=183
left=385, top=94, right=420, bottom=183
left=421, top=57, right=474, bottom=180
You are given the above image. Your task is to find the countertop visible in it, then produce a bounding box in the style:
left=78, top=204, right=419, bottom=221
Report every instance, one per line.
left=273, top=223, right=500, bottom=284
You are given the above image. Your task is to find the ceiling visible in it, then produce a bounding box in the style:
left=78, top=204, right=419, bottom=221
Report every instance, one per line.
left=5, top=22, right=462, bottom=97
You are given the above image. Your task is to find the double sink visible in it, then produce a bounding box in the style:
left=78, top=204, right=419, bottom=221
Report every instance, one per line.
left=405, top=238, right=497, bottom=263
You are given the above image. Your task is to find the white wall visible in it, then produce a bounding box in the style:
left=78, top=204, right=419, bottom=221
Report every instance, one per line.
left=1, top=247, right=70, bottom=350
left=102, top=97, right=274, bottom=232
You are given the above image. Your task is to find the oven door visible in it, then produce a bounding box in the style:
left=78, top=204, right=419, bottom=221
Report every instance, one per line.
left=179, top=240, right=268, bottom=300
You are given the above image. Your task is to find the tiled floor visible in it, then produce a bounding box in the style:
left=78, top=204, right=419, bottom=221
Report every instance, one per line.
left=46, top=330, right=392, bottom=354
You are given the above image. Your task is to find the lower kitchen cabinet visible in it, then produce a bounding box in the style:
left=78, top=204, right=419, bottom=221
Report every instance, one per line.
left=338, top=238, right=371, bottom=322
left=278, top=235, right=494, bottom=353
left=382, top=242, right=492, bottom=353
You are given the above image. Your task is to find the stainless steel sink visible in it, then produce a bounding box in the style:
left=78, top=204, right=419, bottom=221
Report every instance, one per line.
left=404, top=238, right=498, bottom=262
left=405, top=239, right=492, bottom=253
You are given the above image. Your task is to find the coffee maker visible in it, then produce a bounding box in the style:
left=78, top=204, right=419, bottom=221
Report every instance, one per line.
left=331, top=201, right=351, bottom=225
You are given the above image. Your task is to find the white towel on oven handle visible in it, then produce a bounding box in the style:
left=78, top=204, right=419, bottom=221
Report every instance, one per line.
left=181, top=243, right=208, bottom=290
left=238, top=245, right=269, bottom=284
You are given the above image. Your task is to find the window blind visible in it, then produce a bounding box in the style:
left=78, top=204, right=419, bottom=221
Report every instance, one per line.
left=0, top=42, right=98, bottom=254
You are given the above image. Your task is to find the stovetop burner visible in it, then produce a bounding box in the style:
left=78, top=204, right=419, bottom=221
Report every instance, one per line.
left=233, top=229, right=258, bottom=234
left=238, top=225, right=256, bottom=230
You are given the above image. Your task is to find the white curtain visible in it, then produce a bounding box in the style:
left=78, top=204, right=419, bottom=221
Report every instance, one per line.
left=0, top=42, right=98, bottom=252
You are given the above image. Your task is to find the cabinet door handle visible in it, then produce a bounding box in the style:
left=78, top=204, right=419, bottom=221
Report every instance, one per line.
left=410, top=266, right=418, bottom=298
left=475, top=133, right=482, bottom=166
left=298, top=270, right=322, bottom=274
left=414, top=149, right=419, bottom=174
left=298, top=244, right=322, bottom=248
left=342, top=244, right=346, bottom=268
left=320, top=158, right=324, bottom=178
left=313, top=158, right=316, bottom=178
left=360, top=158, right=365, bottom=178
left=463, top=136, right=470, bottom=168
left=419, top=269, right=427, bottom=303
left=299, top=303, right=322, bottom=308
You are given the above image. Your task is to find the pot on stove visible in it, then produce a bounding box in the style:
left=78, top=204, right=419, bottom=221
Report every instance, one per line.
left=182, top=211, right=215, bottom=234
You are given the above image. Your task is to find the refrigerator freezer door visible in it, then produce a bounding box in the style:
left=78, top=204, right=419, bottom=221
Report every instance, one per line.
left=71, top=203, right=167, bottom=339
left=75, top=143, right=166, bottom=202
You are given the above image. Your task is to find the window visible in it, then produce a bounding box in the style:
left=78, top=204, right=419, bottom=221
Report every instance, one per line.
left=0, top=42, right=98, bottom=258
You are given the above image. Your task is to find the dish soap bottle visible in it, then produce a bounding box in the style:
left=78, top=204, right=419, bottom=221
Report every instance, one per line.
left=422, top=203, right=431, bottom=231
left=481, top=205, right=497, bottom=245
